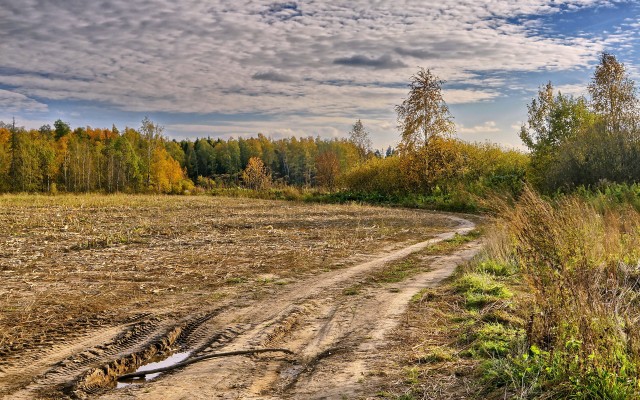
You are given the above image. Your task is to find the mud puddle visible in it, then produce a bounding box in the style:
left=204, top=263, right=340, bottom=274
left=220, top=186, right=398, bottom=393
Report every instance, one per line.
left=116, top=351, right=191, bottom=388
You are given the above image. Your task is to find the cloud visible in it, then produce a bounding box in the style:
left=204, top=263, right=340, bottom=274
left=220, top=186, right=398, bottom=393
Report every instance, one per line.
left=457, top=121, right=501, bottom=134
left=333, top=55, right=408, bottom=69
left=1, top=0, right=610, bottom=117
left=252, top=71, right=295, bottom=82
left=0, top=89, right=48, bottom=113
left=262, top=2, right=303, bottom=22
left=555, top=83, right=588, bottom=97
left=444, top=89, right=501, bottom=104
left=166, top=115, right=355, bottom=142
left=394, top=47, right=439, bottom=59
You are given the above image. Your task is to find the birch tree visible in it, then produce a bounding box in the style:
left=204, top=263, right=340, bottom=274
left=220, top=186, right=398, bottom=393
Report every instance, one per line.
left=588, top=52, right=638, bottom=135
left=396, top=68, right=454, bottom=150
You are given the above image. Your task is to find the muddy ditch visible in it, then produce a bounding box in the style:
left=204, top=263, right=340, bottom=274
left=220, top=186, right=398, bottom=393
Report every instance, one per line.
left=64, top=326, right=183, bottom=397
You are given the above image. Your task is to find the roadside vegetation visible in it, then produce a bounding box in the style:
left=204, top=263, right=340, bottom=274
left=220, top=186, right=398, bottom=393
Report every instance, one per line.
left=373, top=188, right=640, bottom=399
left=477, top=189, right=640, bottom=399
left=472, top=52, right=640, bottom=399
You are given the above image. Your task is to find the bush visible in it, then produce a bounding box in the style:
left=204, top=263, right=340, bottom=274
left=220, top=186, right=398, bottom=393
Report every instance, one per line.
left=338, top=140, right=527, bottom=212
left=476, top=260, right=516, bottom=276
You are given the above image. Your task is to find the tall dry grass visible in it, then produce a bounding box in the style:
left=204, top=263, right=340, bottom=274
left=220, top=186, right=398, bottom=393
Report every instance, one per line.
left=486, top=187, right=640, bottom=398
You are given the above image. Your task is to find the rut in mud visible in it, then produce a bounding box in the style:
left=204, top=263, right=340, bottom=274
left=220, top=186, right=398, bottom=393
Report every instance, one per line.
left=1, top=213, right=481, bottom=400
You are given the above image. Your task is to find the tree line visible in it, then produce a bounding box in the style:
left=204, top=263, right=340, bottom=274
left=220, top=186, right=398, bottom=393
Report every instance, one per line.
left=338, top=52, right=640, bottom=205
left=339, top=68, right=528, bottom=206
left=0, top=116, right=376, bottom=194
left=0, top=117, right=190, bottom=194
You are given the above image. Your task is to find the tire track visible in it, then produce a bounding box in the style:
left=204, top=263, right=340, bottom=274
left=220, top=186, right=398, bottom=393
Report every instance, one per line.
left=1, top=212, right=479, bottom=400
left=94, top=214, right=479, bottom=399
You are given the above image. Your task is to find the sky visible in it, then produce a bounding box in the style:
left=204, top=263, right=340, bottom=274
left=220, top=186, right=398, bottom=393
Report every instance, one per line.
left=1, top=1, right=639, bottom=150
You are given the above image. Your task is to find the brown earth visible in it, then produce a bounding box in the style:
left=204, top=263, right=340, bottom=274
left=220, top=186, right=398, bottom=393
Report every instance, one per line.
left=0, top=194, right=481, bottom=399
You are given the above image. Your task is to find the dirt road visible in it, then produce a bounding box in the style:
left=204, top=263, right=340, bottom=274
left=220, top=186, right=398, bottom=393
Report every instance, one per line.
left=1, top=213, right=480, bottom=399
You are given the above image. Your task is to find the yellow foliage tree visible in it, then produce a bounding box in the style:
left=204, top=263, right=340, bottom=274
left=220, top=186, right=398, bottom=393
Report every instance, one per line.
left=398, top=137, right=464, bottom=192
left=242, top=157, right=271, bottom=190
left=151, top=145, right=188, bottom=193
left=340, top=156, right=404, bottom=195
left=315, top=151, right=340, bottom=191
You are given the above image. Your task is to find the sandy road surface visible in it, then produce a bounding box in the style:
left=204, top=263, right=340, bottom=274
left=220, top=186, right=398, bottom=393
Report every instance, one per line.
left=2, top=214, right=480, bottom=400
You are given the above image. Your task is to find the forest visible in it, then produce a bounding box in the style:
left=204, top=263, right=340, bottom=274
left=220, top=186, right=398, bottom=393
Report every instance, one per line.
left=0, top=113, right=526, bottom=211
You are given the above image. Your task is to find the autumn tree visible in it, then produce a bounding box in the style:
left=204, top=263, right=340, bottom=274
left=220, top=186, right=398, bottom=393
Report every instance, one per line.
left=140, top=117, right=163, bottom=189
left=315, top=150, right=340, bottom=191
left=0, top=125, right=12, bottom=192
left=113, top=131, right=143, bottom=192
left=520, top=54, right=640, bottom=191
left=257, top=133, right=277, bottom=172
left=64, top=127, right=99, bottom=192
left=394, top=68, right=458, bottom=193
left=10, top=126, right=42, bottom=192
left=239, top=137, right=264, bottom=168
left=242, top=157, right=271, bottom=190
left=150, top=145, right=188, bottom=193
left=396, top=68, right=454, bottom=151
left=165, top=140, right=186, bottom=168
left=588, top=52, right=638, bottom=134
left=38, top=134, right=57, bottom=192
left=348, top=120, right=372, bottom=160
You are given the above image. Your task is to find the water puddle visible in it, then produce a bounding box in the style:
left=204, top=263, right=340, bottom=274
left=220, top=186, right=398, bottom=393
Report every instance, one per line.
left=116, top=351, right=191, bottom=388
left=280, top=364, right=304, bottom=380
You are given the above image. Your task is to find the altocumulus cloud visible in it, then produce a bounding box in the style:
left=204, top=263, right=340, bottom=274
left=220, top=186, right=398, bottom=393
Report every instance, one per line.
left=252, top=71, right=296, bottom=82
left=333, top=55, right=408, bottom=70
left=0, top=89, right=48, bottom=114
left=0, top=0, right=635, bottom=148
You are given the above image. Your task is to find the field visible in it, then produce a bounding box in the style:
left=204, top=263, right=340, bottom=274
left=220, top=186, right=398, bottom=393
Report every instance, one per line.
left=0, top=194, right=480, bottom=399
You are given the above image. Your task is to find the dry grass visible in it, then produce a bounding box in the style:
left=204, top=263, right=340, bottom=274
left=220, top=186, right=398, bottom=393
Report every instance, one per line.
left=363, top=189, right=640, bottom=399
left=367, top=281, right=490, bottom=400
left=368, top=263, right=527, bottom=400
left=486, top=188, right=640, bottom=398
left=0, top=193, right=454, bottom=359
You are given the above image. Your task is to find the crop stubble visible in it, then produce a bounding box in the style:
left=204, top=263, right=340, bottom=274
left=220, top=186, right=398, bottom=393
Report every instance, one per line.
left=0, top=194, right=455, bottom=363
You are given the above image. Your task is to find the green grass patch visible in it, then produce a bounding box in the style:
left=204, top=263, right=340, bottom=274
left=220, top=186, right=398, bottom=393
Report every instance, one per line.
left=454, top=273, right=512, bottom=309
left=476, top=260, right=516, bottom=276
left=421, top=230, right=482, bottom=255
left=342, top=285, right=361, bottom=296
left=374, top=259, right=419, bottom=283
left=473, top=323, right=523, bottom=357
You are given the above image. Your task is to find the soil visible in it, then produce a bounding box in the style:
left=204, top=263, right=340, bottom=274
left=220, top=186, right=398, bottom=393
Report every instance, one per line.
left=0, top=195, right=481, bottom=399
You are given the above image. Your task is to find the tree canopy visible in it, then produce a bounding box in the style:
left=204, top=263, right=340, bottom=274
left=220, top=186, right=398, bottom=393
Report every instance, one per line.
left=396, top=68, right=454, bottom=151
left=521, top=53, right=640, bottom=192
